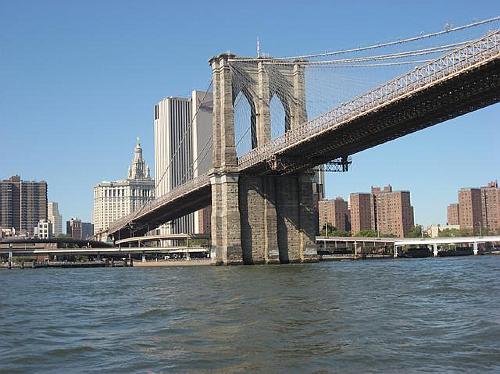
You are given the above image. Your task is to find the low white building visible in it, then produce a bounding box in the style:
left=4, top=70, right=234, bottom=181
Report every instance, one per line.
left=34, top=219, right=53, bottom=239
left=93, top=139, right=155, bottom=234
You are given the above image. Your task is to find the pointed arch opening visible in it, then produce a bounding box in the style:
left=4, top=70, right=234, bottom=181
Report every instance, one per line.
left=233, top=90, right=257, bottom=158
left=270, top=94, right=291, bottom=140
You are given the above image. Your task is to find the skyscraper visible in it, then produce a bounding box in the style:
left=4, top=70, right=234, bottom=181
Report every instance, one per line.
left=48, top=202, right=63, bottom=237
left=154, top=91, right=213, bottom=235
left=93, top=139, right=155, bottom=234
left=0, top=175, right=47, bottom=235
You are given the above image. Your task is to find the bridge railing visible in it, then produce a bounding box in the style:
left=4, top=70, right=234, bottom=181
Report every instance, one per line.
left=238, top=31, right=499, bottom=170
left=107, top=174, right=211, bottom=234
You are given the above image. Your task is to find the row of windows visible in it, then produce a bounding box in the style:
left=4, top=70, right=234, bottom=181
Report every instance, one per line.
left=98, top=189, right=153, bottom=198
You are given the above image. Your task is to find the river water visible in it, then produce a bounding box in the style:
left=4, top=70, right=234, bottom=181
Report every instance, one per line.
left=1, top=256, right=500, bottom=373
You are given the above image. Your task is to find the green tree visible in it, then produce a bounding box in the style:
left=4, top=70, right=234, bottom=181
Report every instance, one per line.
left=438, top=228, right=473, bottom=237
left=407, top=224, right=429, bottom=238
left=320, top=223, right=334, bottom=236
left=320, top=223, right=351, bottom=237
left=354, top=230, right=378, bottom=237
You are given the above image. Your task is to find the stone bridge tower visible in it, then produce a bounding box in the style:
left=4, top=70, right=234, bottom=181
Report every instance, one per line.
left=209, top=53, right=317, bottom=265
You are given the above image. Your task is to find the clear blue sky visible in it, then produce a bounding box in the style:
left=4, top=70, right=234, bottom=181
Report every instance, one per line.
left=1, top=0, right=499, bottom=226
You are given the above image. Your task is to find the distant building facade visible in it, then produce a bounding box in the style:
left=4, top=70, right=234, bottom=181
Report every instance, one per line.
left=154, top=91, right=213, bottom=235
left=349, top=193, right=373, bottom=235
left=48, top=202, right=63, bottom=237
left=66, top=218, right=82, bottom=239
left=348, top=185, right=414, bottom=237
left=480, top=180, right=500, bottom=232
left=93, top=139, right=155, bottom=234
left=82, top=222, right=94, bottom=240
left=319, top=197, right=350, bottom=232
left=458, top=188, right=483, bottom=233
left=447, top=203, right=460, bottom=225
left=34, top=218, right=53, bottom=239
left=372, top=185, right=414, bottom=237
left=0, top=175, right=47, bottom=235
left=453, top=180, right=500, bottom=234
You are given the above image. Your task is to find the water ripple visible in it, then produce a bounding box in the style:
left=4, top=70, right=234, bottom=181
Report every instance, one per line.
left=1, top=257, right=500, bottom=373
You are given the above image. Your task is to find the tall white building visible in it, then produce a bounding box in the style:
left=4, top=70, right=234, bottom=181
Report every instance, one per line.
left=154, top=91, right=213, bottom=235
left=93, top=139, right=155, bottom=234
left=47, top=202, right=62, bottom=237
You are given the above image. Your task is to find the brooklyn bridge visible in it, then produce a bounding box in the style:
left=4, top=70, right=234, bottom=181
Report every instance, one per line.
left=103, top=22, right=500, bottom=265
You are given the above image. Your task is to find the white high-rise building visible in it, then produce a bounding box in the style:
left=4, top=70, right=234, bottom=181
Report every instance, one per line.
left=154, top=91, right=213, bottom=235
left=93, top=139, right=155, bottom=234
left=47, top=201, right=63, bottom=237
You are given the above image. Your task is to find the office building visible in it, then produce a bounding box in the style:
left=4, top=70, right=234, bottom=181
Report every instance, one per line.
left=154, top=91, right=213, bottom=235
left=48, top=202, right=63, bottom=237
left=319, top=197, right=350, bottom=232
left=93, top=139, right=155, bottom=234
left=0, top=175, right=47, bottom=235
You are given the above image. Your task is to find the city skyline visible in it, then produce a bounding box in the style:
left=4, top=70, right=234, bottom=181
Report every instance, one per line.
left=1, top=1, right=499, bottom=226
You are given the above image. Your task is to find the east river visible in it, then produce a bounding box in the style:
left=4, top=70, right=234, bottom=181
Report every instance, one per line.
left=1, top=256, right=500, bottom=373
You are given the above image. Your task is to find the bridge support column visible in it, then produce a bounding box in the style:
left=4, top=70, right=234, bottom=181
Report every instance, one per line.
left=211, top=173, right=317, bottom=265
left=473, top=242, right=479, bottom=255
left=433, top=244, right=438, bottom=257
left=210, top=173, right=243, bottom=265
left=277, top=174, right=317, bottom=263
left=239, top=176, right=279, bottom=264
left=238, top=174, right=317, bottom=264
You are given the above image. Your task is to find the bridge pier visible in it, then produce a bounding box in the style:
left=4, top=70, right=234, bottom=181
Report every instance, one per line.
left=211, top=173, right=317, bottom=265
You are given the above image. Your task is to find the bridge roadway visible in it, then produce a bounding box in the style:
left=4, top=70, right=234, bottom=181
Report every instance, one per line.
left=108, top=31, right=500, bottom=239
left=319, top=235, right=500, bottom=257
